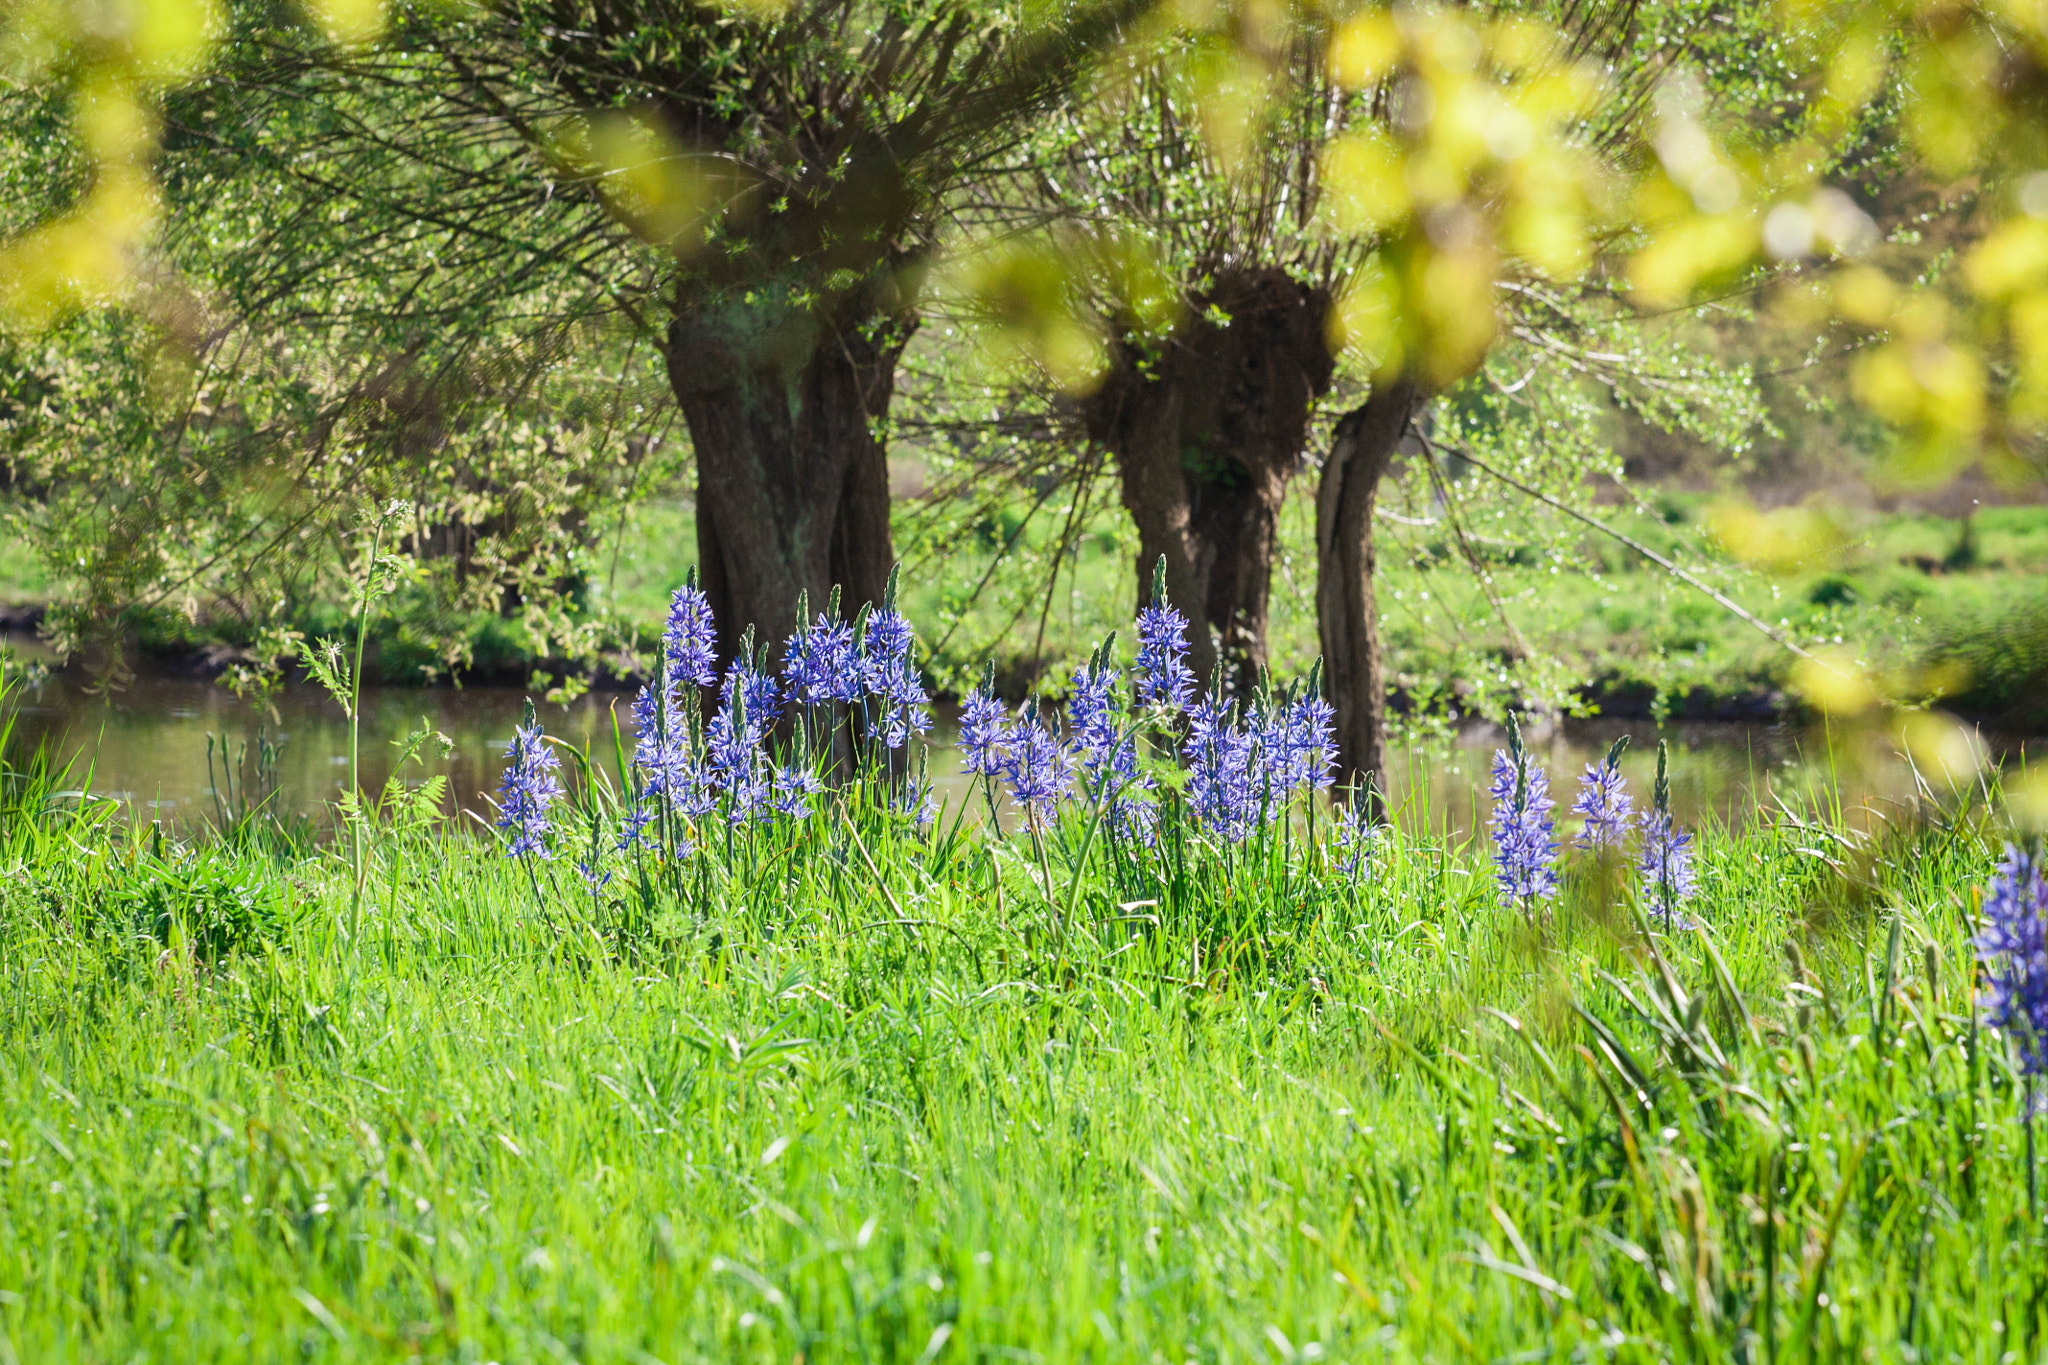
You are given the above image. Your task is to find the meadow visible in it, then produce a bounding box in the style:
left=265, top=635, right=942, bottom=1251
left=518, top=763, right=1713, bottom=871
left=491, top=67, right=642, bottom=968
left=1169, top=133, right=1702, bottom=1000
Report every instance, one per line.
left=0, top=582, right=2041, bottom=1364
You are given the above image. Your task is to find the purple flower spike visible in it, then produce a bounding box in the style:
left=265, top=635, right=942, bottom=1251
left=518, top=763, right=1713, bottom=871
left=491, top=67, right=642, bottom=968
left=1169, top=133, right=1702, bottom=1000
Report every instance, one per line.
left=1134, top=603, right=1196, bottom=712
left=1488, top=738, right=1558, bottom=910
left=1573, top=747, right=1634, bottom=852
left=1332, top=802, right=1378, bottom=877
left=664, top=583, right=719, bottom=688
left=999, top=709, right=1074, bottom=825
left=496, top=719, right=563, bottom=860
left=1637, top=809, right=1697, bottom=921
left=863, top=607, right=931, bottom=749
left=784, top=613, right=863, bottom=709
left=770, top=763, right=825, bottom=819
left=1977, top=845, right=2048, bottom=1078
left=1186, top=697, right=1257, bottom=842
left=708, top=662, right=774, bottom=822
left=959, top=685, right=1009, bottom=779
left=1068, top=661, right=1121, bottom=771
left=1273, top=693, right=1336, bottom=796
left=631, top=676, right=711, bottom=825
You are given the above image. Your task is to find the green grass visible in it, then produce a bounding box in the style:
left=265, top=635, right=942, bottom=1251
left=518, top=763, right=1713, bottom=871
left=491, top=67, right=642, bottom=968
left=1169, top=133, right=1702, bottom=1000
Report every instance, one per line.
left=892, top=486, right=2048, bottom=724
left=0, top=748, right=2041, bottom=1362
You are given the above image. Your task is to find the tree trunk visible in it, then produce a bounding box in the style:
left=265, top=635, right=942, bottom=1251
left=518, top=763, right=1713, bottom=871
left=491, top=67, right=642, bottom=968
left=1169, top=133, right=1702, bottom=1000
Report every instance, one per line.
left=665, top=294, right=910, bottom=663
left=1084, top=268, right=1332, bottom=698
left=1316, top=375, right=1425, bottom=815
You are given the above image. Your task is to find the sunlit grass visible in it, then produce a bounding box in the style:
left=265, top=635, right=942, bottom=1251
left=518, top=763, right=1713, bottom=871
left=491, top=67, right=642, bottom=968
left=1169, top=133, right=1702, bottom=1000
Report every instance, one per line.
left=0, top=769, right=2035, bottom=1362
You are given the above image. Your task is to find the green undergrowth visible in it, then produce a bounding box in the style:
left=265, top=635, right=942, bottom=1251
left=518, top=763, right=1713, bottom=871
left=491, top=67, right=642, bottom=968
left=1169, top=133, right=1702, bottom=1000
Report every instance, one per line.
left=0, top=773, right=2039, bottom=1363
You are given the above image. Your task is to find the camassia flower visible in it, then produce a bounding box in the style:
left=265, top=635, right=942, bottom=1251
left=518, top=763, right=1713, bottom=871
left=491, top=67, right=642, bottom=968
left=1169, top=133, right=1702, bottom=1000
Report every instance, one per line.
left=1069, top=657, right=1156, bottom=843
left=1976, top=845, right=2048, bottom=1079
left=1331, top=801, right=1379, bottom=878
left=1265, top=692, right=1336, bottom=799
left=496, top=720, right=563, bottom=860
left=1572, top=741, right=1633, bottom=852
left=783, top=612, right=863, bottom=709
left=999, top=707, right=1074, bottom=826
left=1488, top=743, right=1558, bottom=910
left=959, top=685, right=1008, bottom=780
left=862, top=607, right=932, bottom=748
left=631, top=676, right=712, bottom=825
left=1186, top=697, right=1257, bottom=842
left=1637, top=740, right=1696, bottom=925
left=770, top=762, right=825, bottom=819
left=708, top=663, right=775, bottom=822
left=1637, top=810, right=1697, bottom=920
left=1067, top=660, right=1121, bottom=772
left=664, top=583, right=719, bottom=688
left=1134, top=603, right=1196, bottom=712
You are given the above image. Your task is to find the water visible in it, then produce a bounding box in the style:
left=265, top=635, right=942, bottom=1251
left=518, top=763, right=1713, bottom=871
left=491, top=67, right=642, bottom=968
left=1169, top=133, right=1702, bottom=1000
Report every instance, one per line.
left=4, top=668, right=2004, bottom=840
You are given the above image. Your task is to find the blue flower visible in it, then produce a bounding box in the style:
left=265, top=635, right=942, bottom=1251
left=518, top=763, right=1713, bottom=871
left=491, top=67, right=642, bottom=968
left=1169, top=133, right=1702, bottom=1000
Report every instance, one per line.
left=783, top=613, right=863, bottom=709
left=1109, top=793, right=1158, bottom=848
left=770, top=762, right=825, bottom=819
left=1573, top=753, right=1634, bottom=852
left=708, top=662, right=775, bottom=822
left=959, top=686, right=1009, bottom=780
left=1331, top=801, right=1378, bottom=877
left=1637, top=809, right=1697, bottom=922
left=1977, top=845, right=2048, bottom=1078
left=630, top=676, right=711, bottom=824
left=618, top=804, right=661, bottom=852
left=1134, top=603, right=1196, bottom=712
left=999, top=708, right=1074, bottom=825
left=1186, top=697, right=1258, bottom=842
left=1069, top=659, right=1143, bottom=786
left=664, top=583, right=719, bottom=688
left=1269, top=693, right=1335, bottom=797
left=862, top=608, right=931, bottom=749
left=496, top=720, right=564, bottom=860
left=1488, top=747, right=1558, bottom=908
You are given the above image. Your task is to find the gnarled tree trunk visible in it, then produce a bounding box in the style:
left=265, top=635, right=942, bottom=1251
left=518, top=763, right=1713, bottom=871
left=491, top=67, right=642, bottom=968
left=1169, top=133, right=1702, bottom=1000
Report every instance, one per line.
left=1084, top=267, right=1332, bottom=698
left=665, top=293, right=910, bottom=661
left=1316, top=374, right=1425, bottom=814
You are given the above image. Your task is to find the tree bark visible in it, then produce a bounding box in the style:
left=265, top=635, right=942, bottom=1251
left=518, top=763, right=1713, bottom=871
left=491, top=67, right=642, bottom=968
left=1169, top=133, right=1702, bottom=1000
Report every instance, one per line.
left=665, top=292, right=910, bottom=663
left=1084, top=267, right=1332, bottom=698
left=1316, top=374, right=1425, bottom=815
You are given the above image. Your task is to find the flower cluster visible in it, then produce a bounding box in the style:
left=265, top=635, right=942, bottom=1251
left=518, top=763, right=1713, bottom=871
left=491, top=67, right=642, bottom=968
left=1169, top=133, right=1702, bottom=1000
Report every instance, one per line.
left=664, top=584, right=719, bottom=688
left=959, top=682, right=1007, bottom=781
left=496, top=719, right=563, bottom=860
left=1489, top=742, right=1559, bottom=910
left=1637, top=810, right=1697, bottom=919
left=1495, top=729, right=1699, bottom=923
left=504, top=576, right=942, bottom=872
left=997, top=705, right=1076, bottom=827
left=1134, top=602, right=1196, bottom=711
left=783, top=613, right=862, bottom=709
left=1977, top=845, right=2048, bottom=1078
left=1572, top=739, right=1633, bottom=852
left=1331, top=801, right=1379, bottom=877
left=864, top=606, right=932, bottom=749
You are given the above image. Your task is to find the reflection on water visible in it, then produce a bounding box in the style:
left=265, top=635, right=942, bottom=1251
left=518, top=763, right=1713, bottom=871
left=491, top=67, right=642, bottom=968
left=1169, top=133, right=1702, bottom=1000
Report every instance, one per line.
left=2, top=671, right=2026, bottom=839
left=9, top=678, right=627, bottom=829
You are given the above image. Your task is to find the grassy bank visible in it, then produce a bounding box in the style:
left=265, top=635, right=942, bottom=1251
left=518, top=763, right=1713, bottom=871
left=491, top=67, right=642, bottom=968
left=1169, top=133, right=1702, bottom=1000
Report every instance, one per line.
left=17, top=491, right=2046, bottom=729
left=0, top=759, right=2039, bottom=1361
